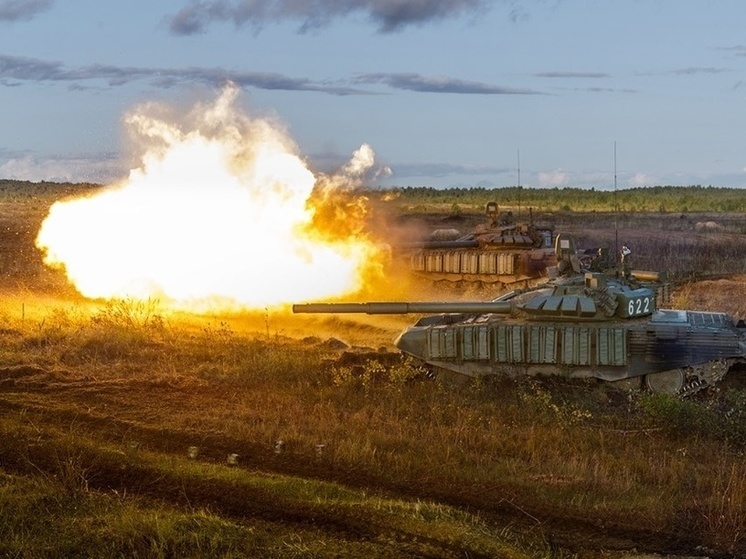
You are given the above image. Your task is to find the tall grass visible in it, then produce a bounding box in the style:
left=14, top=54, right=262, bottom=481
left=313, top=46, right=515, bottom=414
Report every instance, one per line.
left=4, top=299, right=745, bottom=553
left=0, top=411, right=560, bottom=558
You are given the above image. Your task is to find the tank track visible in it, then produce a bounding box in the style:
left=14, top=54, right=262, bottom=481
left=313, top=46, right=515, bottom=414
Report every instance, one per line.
left=678, top=359, right=733, bottom=397
left=424, top=359, right=734, bottom=398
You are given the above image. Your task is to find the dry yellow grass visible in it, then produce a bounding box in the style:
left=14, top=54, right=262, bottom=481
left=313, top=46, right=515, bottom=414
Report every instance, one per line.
left=1, top=181, right=746, bottom=556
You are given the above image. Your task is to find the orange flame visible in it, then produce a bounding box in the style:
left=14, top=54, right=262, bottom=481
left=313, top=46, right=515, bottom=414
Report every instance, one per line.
left=36, top=86, right=384, bottom=312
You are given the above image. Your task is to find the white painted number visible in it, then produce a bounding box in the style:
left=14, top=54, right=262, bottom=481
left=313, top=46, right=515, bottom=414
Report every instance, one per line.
left=627, top=297, right=652, bottom=316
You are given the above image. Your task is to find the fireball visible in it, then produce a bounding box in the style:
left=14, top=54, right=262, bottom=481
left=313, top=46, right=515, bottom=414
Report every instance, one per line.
left=36, top=86, right=384, bottom=312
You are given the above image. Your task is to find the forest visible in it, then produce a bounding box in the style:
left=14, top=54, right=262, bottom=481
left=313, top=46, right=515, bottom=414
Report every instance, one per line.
left=1, top=179, right=745, bottom=214
left=373, top=184, right=746, bottom=214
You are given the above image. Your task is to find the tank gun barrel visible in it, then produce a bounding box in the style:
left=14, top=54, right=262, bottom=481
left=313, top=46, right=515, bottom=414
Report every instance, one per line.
left=397, top=240, right=480, bottom=250
left=292, top=301, right=513, bottom=315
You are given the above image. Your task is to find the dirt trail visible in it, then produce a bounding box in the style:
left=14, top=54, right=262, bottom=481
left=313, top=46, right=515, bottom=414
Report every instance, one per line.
left=0, top=364, right=726, bottom=558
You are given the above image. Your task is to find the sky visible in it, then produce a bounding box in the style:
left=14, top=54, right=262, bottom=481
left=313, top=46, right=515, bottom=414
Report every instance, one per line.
left=1, top=0, right=745, bottom=190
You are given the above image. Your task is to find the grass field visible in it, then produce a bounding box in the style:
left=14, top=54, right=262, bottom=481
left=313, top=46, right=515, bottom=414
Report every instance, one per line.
left=1, top=180, right=746, bottom=557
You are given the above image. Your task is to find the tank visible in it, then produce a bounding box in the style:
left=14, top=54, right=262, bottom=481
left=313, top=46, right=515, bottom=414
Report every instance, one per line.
left=294, top=235, right=746, bottom=396
left=397, top=201, right=556, bottom=290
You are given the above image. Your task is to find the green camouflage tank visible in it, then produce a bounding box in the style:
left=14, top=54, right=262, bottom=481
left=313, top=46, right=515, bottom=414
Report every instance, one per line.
left=295, top=235, right=746, bottom=396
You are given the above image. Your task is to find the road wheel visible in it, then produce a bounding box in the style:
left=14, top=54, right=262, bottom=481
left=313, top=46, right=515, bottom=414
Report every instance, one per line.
left=644, top=369, right=685, bottom=395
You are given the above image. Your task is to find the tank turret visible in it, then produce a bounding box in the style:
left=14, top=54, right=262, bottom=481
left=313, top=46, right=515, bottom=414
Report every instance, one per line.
left=295, top=238, right=745, bottom=396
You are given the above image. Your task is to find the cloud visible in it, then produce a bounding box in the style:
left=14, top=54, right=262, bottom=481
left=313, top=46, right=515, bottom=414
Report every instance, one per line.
left=379, top=164, right=631, bottom=189
left=0, top=0, right=51, bottom=22
left=0, top=151, right=124, bottom=184
left=671, top=67, right=726, bottom=75
left=627, top=172, right=659, bottom=188
left=582, top=87, right=635, bottom=93
left=0, top=54, right=368, bottom=94
left=386, top=162, right=511, bottom=179
left=719, top=45, right=746, bottom=57
left=0, top=54, right=540, bottom=96
left=354, top=72, right=543, bottom=94
left=534, top=72, right=639, bottom=93
left=557, top=86, right=638, bottom=94
left=308, top=153, right=511, bottom=181
left=167, top=0, right=489, bottom=35
left=537, top=169, right=568, bottom=187
left=535, top=71, right=609, bottom=78
left=0, top=53, right=65, bottom=81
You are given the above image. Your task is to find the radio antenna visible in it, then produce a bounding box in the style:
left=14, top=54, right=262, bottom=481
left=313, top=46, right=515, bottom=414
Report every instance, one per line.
left=517, top=149, right=521, bottom=219
left=614, top=141, right=619, bottom=267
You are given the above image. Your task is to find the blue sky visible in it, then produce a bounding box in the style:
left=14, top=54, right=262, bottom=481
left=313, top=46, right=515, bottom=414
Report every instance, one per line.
left=1, top=0, right=745, bottom=189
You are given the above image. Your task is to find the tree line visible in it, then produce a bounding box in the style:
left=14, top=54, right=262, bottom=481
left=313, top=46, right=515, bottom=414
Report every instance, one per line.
left=371, top=185, right=746, bottom=213
left=2, top=179, right=743, bottom=214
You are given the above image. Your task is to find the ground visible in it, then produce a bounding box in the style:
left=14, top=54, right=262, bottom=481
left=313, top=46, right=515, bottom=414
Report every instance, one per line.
left=1, top=183, right=745, bottom=558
